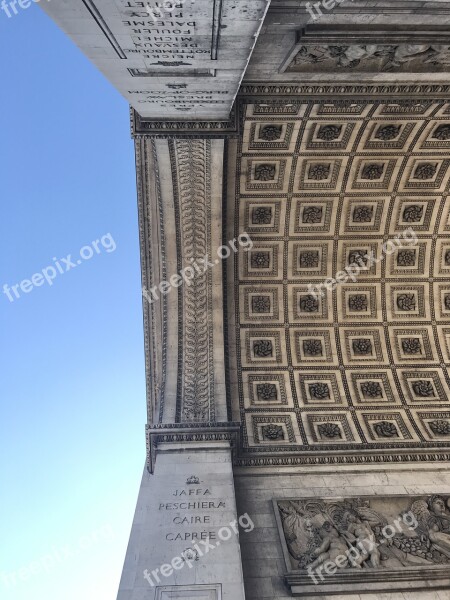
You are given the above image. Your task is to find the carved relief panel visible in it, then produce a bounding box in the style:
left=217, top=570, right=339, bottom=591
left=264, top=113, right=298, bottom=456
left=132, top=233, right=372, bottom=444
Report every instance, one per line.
left=283, top=26, right=450, bottom=74
left=274, top=495, right=450, bottom=595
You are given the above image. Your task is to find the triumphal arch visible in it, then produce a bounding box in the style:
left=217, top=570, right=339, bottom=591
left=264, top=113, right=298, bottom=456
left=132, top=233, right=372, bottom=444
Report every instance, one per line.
left=43, top=1, right=450, bottom=598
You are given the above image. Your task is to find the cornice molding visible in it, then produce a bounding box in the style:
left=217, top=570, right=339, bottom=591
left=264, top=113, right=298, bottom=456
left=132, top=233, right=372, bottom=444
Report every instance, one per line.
left=131, top=86, right=450, bottom=141
left=131, top=108, right=239, bottom=139
left=234, top=450, right=450, bottom=468
left=239, top=83, right=450, bottom=98
left=146, top=421, right=450, bottom=471
left=146, top=422, right=241, bottom=472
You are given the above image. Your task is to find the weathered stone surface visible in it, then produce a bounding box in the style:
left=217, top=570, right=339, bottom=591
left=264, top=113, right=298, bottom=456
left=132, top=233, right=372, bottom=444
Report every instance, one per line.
left=40, top=0, right=270, bottom=119
left=40, top=3, right=450, bottom=600
left=117, top=442, right=245, bottom=600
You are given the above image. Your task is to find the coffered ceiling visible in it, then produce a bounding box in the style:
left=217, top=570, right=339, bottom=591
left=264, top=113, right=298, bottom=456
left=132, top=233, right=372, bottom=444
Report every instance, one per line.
left=226, top=95, right=450, bottom=466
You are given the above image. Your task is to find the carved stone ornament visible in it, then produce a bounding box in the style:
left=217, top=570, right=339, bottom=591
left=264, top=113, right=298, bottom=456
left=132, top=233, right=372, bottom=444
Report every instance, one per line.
left=414, top=162, right=437, bottom=180
left=302, top=206, right=323, bottom=224
left=375, top=124, right=401, bottom=140
left=256, top=383, right=277, bottom=401
left=348, top=250, right=369, bottom=267
left=397, top=293, right=416, bottom=311
left=308, top=163, right=330, bottom=180
left=186, top=475, right=200, bottom=485
left=299, top=251, right=320, bottom=269
left=262, top=424, right=284, bottom=440
left=353, top=205, right=373, bottom=223
left=444, top=250, right=450, bottom=266
left=318, top=423, right=340, bottom=438
left=361, top=163, right=384, bottom=180
left=253, top=340, right=273, bottom=358
left=402, top=338, right=422, bottom=354
left=255, top=163, right=276, bottom=181
left=252, top=295, right=271, bottom=313
left=429, top=420, right=450, bottom=435
left=361, top=381, right=383, bottom=399
left=299, top=295, right=319, bottom=313
left=316, top=124, right=342, bottom=141
left=352, top=338, right=372, bottom=355
left=260, top=124, right=283, bottom=141
left=412, top=380, right=435, bottom=397
left=276, top=494, right=450, bottom=589
left=433, top=124, right=450, bottom=140
left=402, top=204, right=424, bottom=223
left=309, top=383, right=330, bottom=400
left=252, top=206, right=272, bottom=225
left=348, top=294, right=368, bottom=311
left=181, top=548, right=199, bottom=562
left=444, top=294, right=450, bottom=310
left=171, top=140, right=215, bottom=422
left=397, top=249, right=416, bottom=266
left=374, top=421, right=399, bottom=438
left=251, top=251, right=270, bottom=268
left=303, top=340, right=323, bottom=357
left=289, top=43, right=450, bottom=73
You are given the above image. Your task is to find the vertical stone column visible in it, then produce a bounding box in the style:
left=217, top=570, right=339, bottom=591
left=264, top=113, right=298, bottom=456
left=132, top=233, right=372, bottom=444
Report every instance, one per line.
left=117, top=135, right=245, bottom=600
left=117, top=440, right=246, bottom=600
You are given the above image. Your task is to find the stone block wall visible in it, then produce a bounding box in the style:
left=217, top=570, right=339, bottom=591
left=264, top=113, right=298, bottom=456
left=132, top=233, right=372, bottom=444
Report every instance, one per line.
left=234, top=466, right=450, bottom=600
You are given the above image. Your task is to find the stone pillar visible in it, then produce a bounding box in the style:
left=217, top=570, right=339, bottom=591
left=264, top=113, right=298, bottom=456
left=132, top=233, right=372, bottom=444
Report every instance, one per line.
left=117, top=135, right=246, bottom=599
left=117, top=440, right=246, bottom=600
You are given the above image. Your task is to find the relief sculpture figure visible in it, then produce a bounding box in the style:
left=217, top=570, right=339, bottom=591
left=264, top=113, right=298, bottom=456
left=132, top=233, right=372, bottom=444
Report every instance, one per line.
left=342, top=513, right=381, bottom=568
left=306, top=522, right=354, bottom=571
left=409, top=494, right=450, bottom=560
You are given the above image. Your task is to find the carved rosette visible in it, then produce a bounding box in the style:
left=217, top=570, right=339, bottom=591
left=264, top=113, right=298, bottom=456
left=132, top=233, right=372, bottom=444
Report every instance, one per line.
left=397, top=294, right=416, bottom=311
left=361, top=163, right=384, bottom=180
left=403, top=205, right=423, bottom=223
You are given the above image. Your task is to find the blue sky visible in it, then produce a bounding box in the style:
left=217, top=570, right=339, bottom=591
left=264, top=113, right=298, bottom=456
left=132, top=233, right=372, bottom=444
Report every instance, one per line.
left=0, top=5, right=146, bottom=599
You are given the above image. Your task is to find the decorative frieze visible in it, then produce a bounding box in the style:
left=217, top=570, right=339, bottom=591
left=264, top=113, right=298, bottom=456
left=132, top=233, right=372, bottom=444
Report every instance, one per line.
left=170, top=140, right=215, bottom=422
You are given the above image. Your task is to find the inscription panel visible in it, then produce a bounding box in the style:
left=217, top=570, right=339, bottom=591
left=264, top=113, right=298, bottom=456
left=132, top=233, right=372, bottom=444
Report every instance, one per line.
left=160, top=484, right=226, bottom=543
left=41, top=0, right=269, bottom=119
left=116, top=446, right=245, bottom=600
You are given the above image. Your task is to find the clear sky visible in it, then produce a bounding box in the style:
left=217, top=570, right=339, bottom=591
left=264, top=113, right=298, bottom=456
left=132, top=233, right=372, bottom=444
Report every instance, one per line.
left=0, top=5, right=146, bottom=600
